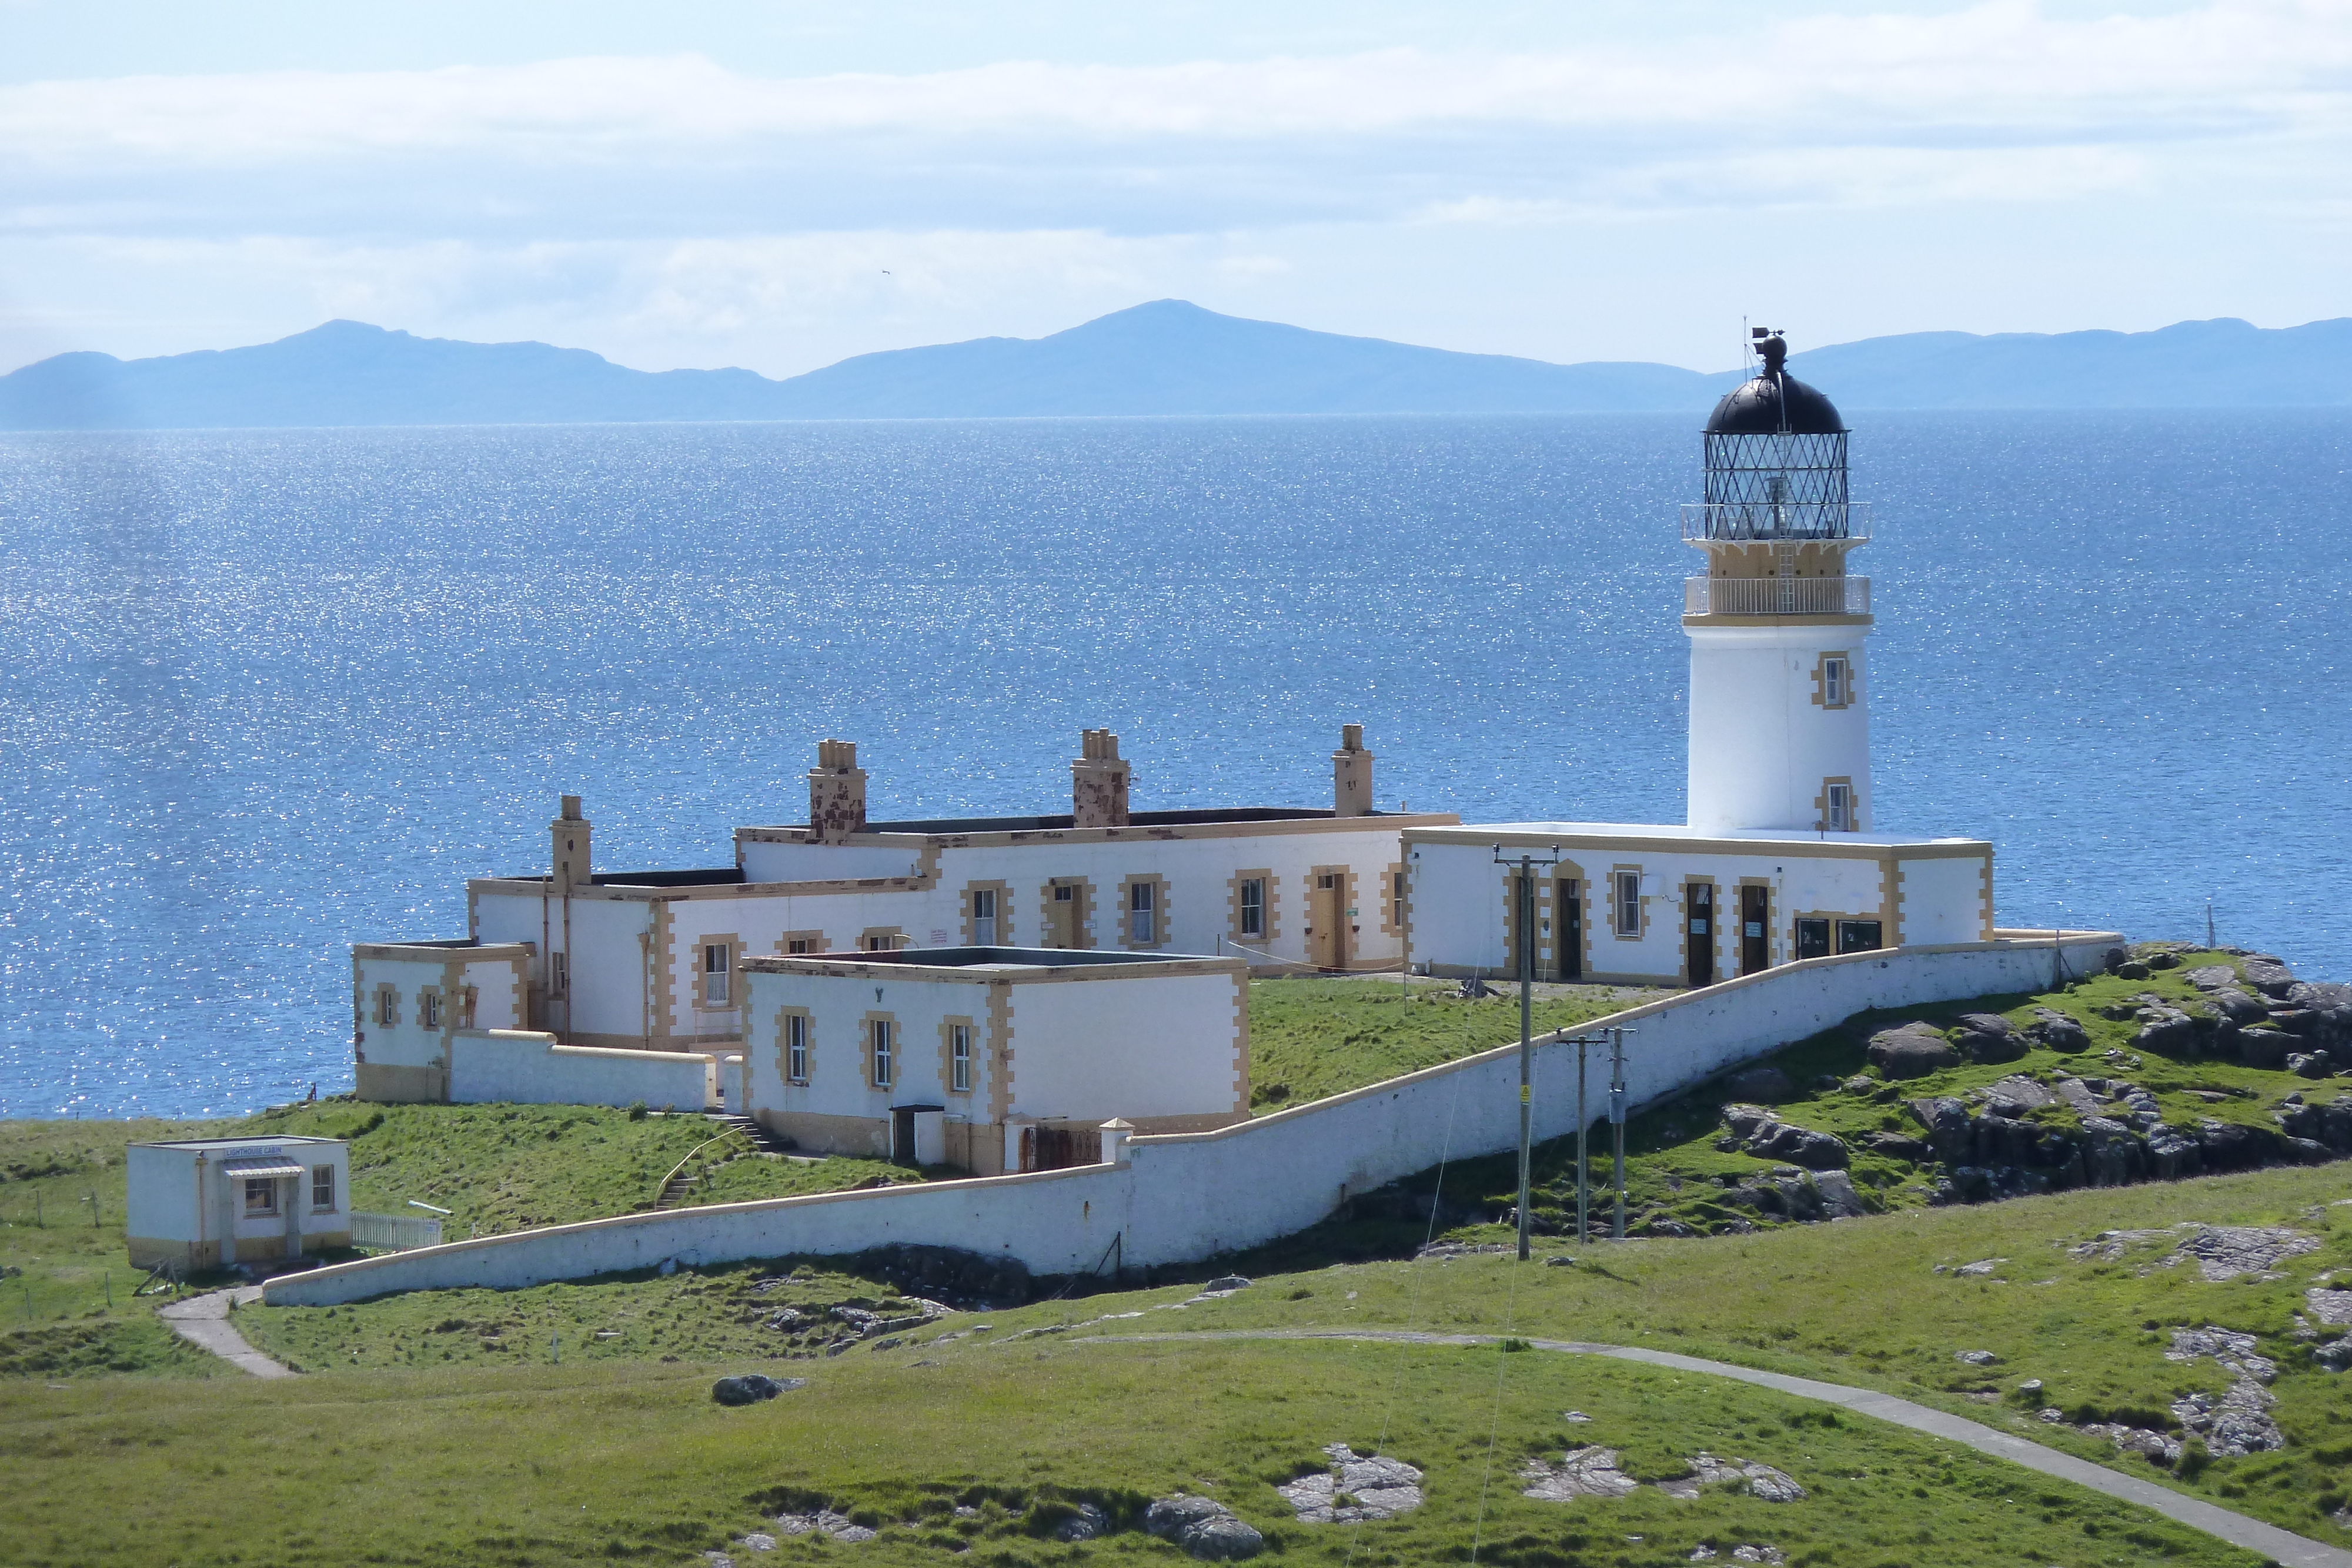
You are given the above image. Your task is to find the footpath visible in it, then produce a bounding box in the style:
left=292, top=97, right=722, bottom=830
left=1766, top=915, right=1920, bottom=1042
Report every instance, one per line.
left=156, top=1286, right=295, bottom=1379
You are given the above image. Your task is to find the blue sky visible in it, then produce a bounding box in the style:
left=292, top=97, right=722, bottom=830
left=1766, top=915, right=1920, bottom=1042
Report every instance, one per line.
left=2, top=1, right=2347, bottom=375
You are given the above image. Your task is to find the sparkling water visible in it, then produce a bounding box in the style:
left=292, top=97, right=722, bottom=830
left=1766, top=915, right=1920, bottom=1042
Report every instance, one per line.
left=2, top=412, right=2345, bottom=1116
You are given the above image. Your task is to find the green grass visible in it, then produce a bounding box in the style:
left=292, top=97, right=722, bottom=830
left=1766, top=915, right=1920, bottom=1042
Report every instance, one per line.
left=235, top=1161, right=2352, bottom=1550
left=0, top=1333, right=2270, bottom=1566
left=1246, top=977, right=1663, bottom=1112
left=0, top=1101, right=921, bottom=1376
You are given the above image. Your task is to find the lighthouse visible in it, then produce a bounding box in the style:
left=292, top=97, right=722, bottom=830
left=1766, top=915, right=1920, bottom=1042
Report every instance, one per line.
left=1682, top=332, right=1872, bottom=835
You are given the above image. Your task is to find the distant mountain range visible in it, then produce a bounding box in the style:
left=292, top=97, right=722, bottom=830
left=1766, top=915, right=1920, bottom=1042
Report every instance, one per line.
left=5, top=301, right=2348, bottom=429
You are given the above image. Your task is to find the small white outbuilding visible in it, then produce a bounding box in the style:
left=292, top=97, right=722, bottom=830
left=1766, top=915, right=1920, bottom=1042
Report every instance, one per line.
left=126, top=1135, right=351, bottom=1271
left=738, top=945, right=1251, bottom=1174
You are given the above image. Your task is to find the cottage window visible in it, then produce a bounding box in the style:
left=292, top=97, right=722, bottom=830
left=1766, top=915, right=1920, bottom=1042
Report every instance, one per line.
left=1825, top=782, right=1853, bottom=833
left=1614, top=871, right=1642, bottom=935
left=950, top=1023, right=973, bottom=1093
left=864, top=932, right=900, bottom=952
left=701, top=943, right=733, bottom=1008
left=784, top=934, right=819, bottom=955
left=971, top=888, right=997, bottom=945
left=311, top=1165, right=336, bottom=1211
left=418, top=989, right=442, bottom=1029
left=243, top=1178, right=278, bottom=1216
left=373, top=985, right=398, bottom=1027
left=870, top=1018, right=894, bottom=1088
left=1128, top=881, right=1157, bottom=945
left=1238, top=877, right=1264, bottom=938
left=785, top=1013, right=808, bottom=1084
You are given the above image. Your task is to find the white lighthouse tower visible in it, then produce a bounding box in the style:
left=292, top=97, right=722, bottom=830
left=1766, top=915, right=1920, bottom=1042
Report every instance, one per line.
left=1683, top=332, right=1873, bottom=835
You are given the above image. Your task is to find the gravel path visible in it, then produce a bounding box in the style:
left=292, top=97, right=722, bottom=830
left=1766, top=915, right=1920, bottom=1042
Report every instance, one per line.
left=1083, top=1328, right=2352, bottom=1568
left=156, top=1287, right=295, bottom=1379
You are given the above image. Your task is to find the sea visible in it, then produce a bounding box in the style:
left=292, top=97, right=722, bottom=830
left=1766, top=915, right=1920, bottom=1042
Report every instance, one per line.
left=2, top=412, right=2347, bottom=1119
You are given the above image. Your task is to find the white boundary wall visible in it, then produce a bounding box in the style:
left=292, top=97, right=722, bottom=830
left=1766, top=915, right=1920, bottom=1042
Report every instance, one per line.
left=447, top=1031, right=716, bottom=1112
left=269, top=932, right=2117, bottom=1308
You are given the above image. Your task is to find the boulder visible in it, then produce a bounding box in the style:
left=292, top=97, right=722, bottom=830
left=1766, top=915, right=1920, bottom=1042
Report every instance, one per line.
left=2130, top=1008, right=2197, bottom=1055
left=2114, top=961, right=2153, bottom=980
left=1051, top=1504, right=1111, bottom=1543
left=1725, top=1066, right=1796, bottom=1104
left=2102, top=947, right=2130, bottom=974
left=1720, top=1104, right=1778, bottom=1141
left=2186, top=965, right=2239, bottom=991
left=1869, top=1024, right=1960, bottom=1079
left=1812, top=1170, right=1868, bottom=1218
left=1745, top=1121, right=1849, bottom=1171
left=2146, top=1129, right=2206, bottom=1181
left=2027, top=1007, right=2092, bottom=1052
left=2193, top=1119, right=2267, bottom=1172
left=2290, top=1051, right=2336, bottom=1081
left=1907, top=1096, right=1974, bottom=1162
left=2241, top=956, right=2297, bottom=996
left=711, top=1374, right=805, bottom=1406
left=2079, top=1116, right=2143, bottom=1186
left=1145, top=1496, right=1262, bottom=1561
left=1953, top=1014, right=2027, bottom=1064
left=1863, top=1131, right=1932, bottom=1162
left=2207, top=988, right=2270, bottom=1025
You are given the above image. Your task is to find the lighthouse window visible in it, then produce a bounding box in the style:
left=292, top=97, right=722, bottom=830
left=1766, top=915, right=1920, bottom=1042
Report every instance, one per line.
left=1823, top=657, right=1847, bottom=707
left=1613, top=871, right=1642, bottom=935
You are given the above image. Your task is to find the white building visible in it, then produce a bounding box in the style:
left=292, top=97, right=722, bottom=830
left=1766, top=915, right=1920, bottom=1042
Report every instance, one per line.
left=738, top=945, right=1250, bottom=1174
left=126, top=1135, right=350, bottom=1271
left=1406, top=333, right=1993, bottom=985
left=347, top=726, right=1454, bottom=1091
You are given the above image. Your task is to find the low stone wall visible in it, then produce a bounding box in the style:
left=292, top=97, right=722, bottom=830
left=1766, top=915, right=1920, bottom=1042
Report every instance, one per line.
left=447, top=1030, right=716, bottom=1112
left=267, top=932, right=2117, bottom=1307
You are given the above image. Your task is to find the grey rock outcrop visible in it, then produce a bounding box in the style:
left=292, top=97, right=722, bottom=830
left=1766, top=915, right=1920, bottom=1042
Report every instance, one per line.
left=1145, top=1496, right=1262, bottom=1560
left=1659, top=1454, right=1805, bottom=1502
left=2027, top=1007, right=2092, bottom=1052
left=711, top=1374, right=806, bottom=1406
left=2241, top=956, right=2297, bottom=996
left=1051, top=1503, right=1110, bottom=1542
left=2177, top=1227, right=2318, bottom=1281
left=1952, top=1013, right=2027, bottom=1064
left=1278, top=1445, right=1425, bottom=1523
left=1868, top=1024, right=1959, bottom=1079
left=1522, top=1446, right=1641, bottom=1500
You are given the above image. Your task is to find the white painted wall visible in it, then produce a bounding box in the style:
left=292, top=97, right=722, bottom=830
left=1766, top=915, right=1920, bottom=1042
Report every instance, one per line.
left=1688, top=624, right=1873, bottom=833
left=1897, top=855, right=1990, bottom=946
left=1408, top=835, right=1905, bottom=981
left=745, top=971, right=988, bottom=1125
left=267, top=932, right=2118, bottom=1308
left=1005, top=974, right=1241, bottom=1122
left=447, top=1031, right=714, bottom=1111
left=352, top=947, right=528, bottom=1074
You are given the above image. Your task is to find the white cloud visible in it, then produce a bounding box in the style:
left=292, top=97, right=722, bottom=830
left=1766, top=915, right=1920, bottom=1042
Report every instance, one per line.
left=2, top=1, right=2348, bottom=166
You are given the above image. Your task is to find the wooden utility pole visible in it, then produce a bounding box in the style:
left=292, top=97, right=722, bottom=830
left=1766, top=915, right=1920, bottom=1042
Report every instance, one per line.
left=1494, top=845, right=1559, bottom=1261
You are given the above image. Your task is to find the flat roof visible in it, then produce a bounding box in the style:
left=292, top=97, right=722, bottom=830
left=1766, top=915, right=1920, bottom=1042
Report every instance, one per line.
left=132, top=1135, right=342, bottom=1151
left=1409, top=820, right=1990, bottom=850
left=745, top=945, right=1237, bottom=977
left=749, top=806, right=1399, bottom=835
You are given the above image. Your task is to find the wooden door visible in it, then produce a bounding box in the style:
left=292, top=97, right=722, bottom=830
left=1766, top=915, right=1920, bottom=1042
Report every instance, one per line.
left=1308, top=872, right=1344, bottom=969
left=1739, top=884, right=1769, bottom=975
left=1045, top=882, right=1078, bottom=947
left=1685, top=882, right=1715, bottom=987
left=1555, top=878, right=1582, bottom=980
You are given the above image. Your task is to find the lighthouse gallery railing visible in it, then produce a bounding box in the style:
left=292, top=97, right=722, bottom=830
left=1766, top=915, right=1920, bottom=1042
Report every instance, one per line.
left=1683, top=576, right=1871, bottom=616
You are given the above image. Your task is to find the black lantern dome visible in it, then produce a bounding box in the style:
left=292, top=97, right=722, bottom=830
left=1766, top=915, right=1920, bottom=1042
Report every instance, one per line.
left=1690, top=333, right=1856, bottom=541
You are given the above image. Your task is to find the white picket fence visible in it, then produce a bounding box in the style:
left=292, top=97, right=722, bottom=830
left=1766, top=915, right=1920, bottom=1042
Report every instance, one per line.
left=351, top=1211, right=443, bottom=1251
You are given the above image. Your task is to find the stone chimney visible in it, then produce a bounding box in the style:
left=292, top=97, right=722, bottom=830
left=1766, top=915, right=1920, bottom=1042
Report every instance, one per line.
left=551, top=795, right=592, bottom=892
left=1071, top=728, right=1131, bottom=829
left=807, top=739, right=868, bottom=841
left=1332, top=723, right=1374, bottom=817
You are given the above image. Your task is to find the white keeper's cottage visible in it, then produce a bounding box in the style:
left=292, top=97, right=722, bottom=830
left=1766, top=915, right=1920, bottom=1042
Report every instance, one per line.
left=1406, top=333, right=1994, bottom=984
